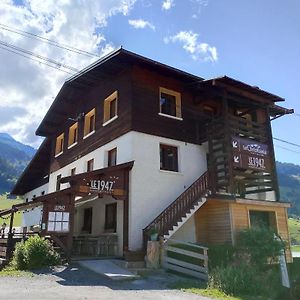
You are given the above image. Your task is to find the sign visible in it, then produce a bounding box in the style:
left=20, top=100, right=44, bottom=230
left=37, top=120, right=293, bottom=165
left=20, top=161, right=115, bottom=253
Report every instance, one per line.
left=232, top=137, right=271, bottom=172
left=85, top=171, right=127, bottom=198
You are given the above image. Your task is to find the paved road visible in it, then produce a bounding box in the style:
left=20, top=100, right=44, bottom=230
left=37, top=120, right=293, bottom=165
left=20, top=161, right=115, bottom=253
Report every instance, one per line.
left=0, top=265, right=211, bottom=300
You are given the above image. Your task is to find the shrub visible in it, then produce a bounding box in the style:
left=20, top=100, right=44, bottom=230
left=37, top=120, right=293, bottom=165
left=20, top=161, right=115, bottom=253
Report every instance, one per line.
left=207, top=244, right=235, bottom=270
left=236, top=227, right=286, bottom=269
left=11, top=236, right=61, bottom=270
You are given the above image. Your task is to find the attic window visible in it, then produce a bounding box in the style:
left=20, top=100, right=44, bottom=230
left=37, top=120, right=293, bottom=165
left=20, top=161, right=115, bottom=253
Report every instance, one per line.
left=68, top=122, right=78, bottom=148
left=55, top=133, right=64, bottom=157
left=103, top=91, right=118, bottom=125
left=159, top=87, right=182, bottom=120
left=84, top=108, right=96, bottom=138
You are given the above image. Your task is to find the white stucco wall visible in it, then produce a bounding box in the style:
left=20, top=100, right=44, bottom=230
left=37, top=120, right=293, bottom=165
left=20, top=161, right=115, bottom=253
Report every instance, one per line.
left=128, top=132, right=208, bottom=250
left=171, top=215, right=197, bottom=243
left=22, top=183, right=49, bottom=228
left=23, top=131, right=208, bottom=252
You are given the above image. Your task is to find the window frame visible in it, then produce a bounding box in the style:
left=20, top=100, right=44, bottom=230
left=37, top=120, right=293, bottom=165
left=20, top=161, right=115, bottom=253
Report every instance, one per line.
left=68, top=122, right=78, bottom=148
left=55, top=133, right=64, bottom=157
left=103, top=91, right=118, bottom=126
left=83, top=108, right=96, bottom=138
left=87, top=159, right=94, bottom=172
left=107, top=148, right=117, bottom=167
left=159, top=87, right=182, bottom=120
left=160, top=144, right=179, bottom=172
left=104, top=203, right=117, bottom=232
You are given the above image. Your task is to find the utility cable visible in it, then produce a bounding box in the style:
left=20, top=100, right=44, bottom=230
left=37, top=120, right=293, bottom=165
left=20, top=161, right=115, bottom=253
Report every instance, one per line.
left=0, top=44, right=74, bottom=75
left=273, top=137, right=300, bottom=148
left=0, top=39, right=80, bottom=73
left=274, top=144, right=300, bottom=155
left=0, top=23, right=99, bottom=58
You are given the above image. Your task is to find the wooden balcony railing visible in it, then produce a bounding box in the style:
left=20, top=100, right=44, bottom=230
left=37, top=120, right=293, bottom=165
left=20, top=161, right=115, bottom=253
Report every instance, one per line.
left=143, top=171, right=209, bottom=240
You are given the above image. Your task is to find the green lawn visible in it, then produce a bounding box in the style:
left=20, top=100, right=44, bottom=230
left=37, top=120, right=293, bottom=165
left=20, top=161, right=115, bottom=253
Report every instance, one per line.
left=170, top=258, right=300, bottom=300
left=288, top=217, right=300, bottom=245
left=0, top=194, right=22, bottom=227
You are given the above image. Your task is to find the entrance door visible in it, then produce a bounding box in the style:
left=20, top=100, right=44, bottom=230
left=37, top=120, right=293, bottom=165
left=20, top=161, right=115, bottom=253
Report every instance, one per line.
left=82, top=207, right=93, bottom=234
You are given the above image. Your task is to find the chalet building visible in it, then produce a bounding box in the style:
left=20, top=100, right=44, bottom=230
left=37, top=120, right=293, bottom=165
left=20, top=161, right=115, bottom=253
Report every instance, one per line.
left=7, top=48, right=293, bottom=261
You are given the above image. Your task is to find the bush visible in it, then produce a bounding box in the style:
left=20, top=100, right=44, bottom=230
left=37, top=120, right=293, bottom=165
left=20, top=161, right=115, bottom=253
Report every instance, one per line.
left=208, top=263, right=264, bottom=296
left=11, top=236, right=61, bottom=270
left=207, top=244, right=235, bottom=270
left=236, top=227, right=286, bottom=268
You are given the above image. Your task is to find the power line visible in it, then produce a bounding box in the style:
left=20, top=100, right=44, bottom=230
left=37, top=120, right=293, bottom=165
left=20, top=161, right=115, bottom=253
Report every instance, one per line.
left=0, top=39, right=79, bottom=73
left=0, top=23, right=99, bottom=58
left=0, top=44, right=74, bottom=75
left=273, top=137, right=300, bottom=148
left=274, top=144, right=300, bottom=155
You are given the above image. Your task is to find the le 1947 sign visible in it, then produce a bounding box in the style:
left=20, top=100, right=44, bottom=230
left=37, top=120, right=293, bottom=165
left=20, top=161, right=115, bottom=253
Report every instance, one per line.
left=232, top=137, right=271, bottom=172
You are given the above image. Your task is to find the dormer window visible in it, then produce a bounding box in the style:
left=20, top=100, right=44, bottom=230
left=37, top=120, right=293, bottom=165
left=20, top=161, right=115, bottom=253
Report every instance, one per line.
left=68, top=122, right=78, bottom=148
left=159, top=87, right=182, bottom=120
left=84, top=108, right=95, bottom=138
left=103, top=91, right=118, bottom=126
left=55, top=133, right=64, bottom=157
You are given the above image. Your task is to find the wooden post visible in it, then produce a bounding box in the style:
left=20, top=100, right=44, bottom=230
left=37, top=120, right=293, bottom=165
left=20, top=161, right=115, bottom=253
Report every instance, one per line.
left=266, top=107, right=280, bottom=201
left=123, top=169, right=129, bottom=252
left=67, top=193, right=75, bottom=261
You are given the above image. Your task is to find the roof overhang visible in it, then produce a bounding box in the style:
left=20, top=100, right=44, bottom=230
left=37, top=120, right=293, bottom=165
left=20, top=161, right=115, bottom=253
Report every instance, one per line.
left=36, top=48, right=204, bottom=137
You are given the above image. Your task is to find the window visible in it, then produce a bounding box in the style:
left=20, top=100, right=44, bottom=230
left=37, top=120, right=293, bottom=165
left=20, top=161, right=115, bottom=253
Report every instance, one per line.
left=82, top=207, right=93, bottom=234
left=105, top=203, right=117, bottom=232
left=249, top=210, right=277, bottom=231
left=108, top=148, right=117, bottom=167
left=25, top=198, right=28, bottom=203
left=41, top=191, right=45, bottom=196
left=159, top=87, right=182, bottom=119
left=56, top=174, right=61, bottom=191
left=103, top=91, right=118, bottom=125
left=55, top=133, right=64, bottom=156
left=68, top=122, right=78, bottom=147
left=160, top=144, right=178, bottom=172
left=71, top=167, right=76, bottom=176
left=84, top=108, right=95, bottom=137
left=87, top=159, right=94, bottom=172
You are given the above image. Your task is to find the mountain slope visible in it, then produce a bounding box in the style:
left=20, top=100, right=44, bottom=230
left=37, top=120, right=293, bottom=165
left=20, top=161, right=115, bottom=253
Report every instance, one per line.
left=0, top=133, right=36, bottom=194
left=277, top=161, right=300, bottom=216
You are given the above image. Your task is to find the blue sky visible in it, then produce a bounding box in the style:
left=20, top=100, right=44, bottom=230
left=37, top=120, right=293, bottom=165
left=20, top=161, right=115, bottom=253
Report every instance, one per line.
left=0, top=0, right=299, bottom=164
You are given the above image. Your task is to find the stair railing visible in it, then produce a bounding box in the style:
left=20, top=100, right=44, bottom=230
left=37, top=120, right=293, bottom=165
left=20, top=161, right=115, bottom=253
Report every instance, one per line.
left=143, top=171, right=209, bottom=241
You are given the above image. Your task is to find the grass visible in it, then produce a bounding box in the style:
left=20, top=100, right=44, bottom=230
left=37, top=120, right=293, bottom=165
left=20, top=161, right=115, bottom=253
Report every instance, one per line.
left=170, top=258, right=300, bottom=300
left=288, top=217, right=300, bottom=245
left=292, top=245, right=300, bottom=252
left=0, top=194, right=22, bottom=227
left=0, top=266, right=33, bottom=277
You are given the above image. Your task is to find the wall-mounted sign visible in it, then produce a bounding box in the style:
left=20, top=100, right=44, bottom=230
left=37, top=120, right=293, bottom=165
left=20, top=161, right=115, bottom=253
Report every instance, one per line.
left=232, top=137, right=271, bottom=172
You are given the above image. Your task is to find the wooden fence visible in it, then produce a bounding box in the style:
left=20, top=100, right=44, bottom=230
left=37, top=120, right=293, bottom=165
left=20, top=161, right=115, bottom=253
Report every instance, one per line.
left=163, top=239, right=208, bottom=280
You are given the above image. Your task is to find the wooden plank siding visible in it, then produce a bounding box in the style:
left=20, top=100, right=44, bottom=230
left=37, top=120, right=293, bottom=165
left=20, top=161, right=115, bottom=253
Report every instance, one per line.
left=194, top=200, right=232, bottom=245
left=194, top=198, right=292, bottom=262
left=50, top=69, right=133, bottom=173
left=131, top=65, right=210, bottom=145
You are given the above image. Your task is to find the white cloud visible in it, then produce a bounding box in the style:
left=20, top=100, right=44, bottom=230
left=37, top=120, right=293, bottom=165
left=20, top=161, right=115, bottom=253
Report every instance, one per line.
left=164, top=30, right=218, bottom=62
left=0, top=0, right=137, bottom=148
left=128, top=19, right=155, bottom=31
left=162, top=0, right=175, bottom=10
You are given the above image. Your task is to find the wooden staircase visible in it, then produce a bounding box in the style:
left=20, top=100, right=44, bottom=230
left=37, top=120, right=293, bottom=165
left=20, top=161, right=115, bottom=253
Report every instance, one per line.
left=143, top=171, right=210, bottom=242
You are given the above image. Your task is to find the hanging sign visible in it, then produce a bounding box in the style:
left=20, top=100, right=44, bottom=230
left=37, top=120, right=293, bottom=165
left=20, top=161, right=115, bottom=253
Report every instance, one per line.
left=232, top=137, right=271, bottom=172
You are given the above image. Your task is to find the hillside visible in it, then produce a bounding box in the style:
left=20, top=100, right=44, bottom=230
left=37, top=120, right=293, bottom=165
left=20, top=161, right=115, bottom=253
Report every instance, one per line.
left=277, top=162, right=300, bottom=216
left=0, top=133, right=36, bottom=194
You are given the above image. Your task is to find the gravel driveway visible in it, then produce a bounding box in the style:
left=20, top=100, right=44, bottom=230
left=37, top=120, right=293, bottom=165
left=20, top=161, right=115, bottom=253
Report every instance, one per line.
left=0, top=264, right=211, bottom=300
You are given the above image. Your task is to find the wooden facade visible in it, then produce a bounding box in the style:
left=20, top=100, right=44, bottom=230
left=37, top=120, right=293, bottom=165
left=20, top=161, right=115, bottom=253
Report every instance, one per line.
left=195, top=198, right=292, bottom=262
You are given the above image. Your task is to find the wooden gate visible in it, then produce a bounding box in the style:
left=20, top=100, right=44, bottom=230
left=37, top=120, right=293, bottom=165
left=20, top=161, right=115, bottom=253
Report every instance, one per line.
left=163, top=239, right=208, bottom=280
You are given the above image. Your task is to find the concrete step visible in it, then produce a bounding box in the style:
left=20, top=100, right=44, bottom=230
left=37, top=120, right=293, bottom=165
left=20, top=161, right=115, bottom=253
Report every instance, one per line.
left=78, top=259, right=140, bottom=281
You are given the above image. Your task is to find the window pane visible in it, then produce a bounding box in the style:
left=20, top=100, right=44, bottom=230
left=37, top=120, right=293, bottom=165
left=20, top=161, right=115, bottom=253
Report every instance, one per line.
left=109, top=98, right=117, bottom=119
left=108, top=148, right=117, bottom=167
left=160, top=92, right=176, bottom=116
left=160, top=144, right=178, bottom=172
